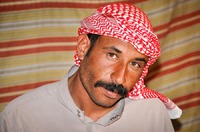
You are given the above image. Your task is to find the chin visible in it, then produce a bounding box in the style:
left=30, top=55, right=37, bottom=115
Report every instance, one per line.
left=93, top=97, right=122, bottom=108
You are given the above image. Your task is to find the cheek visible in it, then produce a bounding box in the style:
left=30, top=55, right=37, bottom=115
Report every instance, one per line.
left=84, top=59, right=106, bottom=83
left=126, top=71, right=143, bottom=90
left=90, top=57, right=111, bottom=77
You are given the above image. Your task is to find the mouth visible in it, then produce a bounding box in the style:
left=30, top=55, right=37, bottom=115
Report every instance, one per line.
left=104, top=88, right=120, bottom=99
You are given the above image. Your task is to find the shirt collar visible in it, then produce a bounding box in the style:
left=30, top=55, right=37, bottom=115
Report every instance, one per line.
left=96, top=98, right=125, bottom=126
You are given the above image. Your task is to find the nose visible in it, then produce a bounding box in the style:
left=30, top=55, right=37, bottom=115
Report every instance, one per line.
left=111, top=64, right=127, bottom=85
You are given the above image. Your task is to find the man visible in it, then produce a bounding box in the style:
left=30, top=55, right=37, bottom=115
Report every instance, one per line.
left=0, top=3, right=182, bottom=132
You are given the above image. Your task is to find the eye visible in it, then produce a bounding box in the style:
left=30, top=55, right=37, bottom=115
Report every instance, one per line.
left=129, top=61, right=141, bottom=68
left=107, top=53, right=118, bottom=60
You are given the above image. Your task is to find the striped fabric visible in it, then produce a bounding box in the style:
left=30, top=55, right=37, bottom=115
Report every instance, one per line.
left=0, top=0, right=199, bottom=132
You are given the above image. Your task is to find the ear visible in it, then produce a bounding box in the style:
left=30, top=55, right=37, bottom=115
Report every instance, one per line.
left=77, top=34, right=91, bottom=60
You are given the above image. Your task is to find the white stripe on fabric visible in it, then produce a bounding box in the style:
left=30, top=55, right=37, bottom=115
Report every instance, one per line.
left=0, top=19, right=81, bottom=31
left=0, top=62, right=73, bottom=76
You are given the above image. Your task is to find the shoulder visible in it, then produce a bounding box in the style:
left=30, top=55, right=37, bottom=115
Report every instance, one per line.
left=125, top=97, right=166, bottom=109
left=124, top=98, right=169, bottom=118
left=113, top=98, right=174, bottom=131
left=2, top=81, right=60, bottom=115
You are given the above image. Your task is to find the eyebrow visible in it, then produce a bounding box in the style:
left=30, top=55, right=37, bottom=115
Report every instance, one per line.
left=103, top=46, right=122, bottom=53
left=135, top=58, right=147, bottom=64
left=103, top=46, right=147, bottom=63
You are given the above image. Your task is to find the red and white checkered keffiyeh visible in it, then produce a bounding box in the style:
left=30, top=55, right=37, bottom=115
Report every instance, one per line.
left=74, top=3, right=182, bottom=119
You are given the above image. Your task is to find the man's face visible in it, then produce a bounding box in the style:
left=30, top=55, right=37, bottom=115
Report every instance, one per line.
left=79, top=35, right=147, bottom=108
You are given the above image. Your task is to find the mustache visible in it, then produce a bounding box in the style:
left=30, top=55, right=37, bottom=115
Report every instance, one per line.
left=94, top=80, right=128, bottom=97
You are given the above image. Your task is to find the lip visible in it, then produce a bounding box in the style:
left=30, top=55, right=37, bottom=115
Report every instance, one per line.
left=104, top=89, right=119, bottom=99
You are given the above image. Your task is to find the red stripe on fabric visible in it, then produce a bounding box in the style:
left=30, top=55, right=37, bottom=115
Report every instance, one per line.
left=0, top=81, right=57, bottom=103
left=0, top=0, right=25, bottom=2
left=173, top=92, right=200, bottom=103
left=146, top=51, right=200, bottom=80
left=0, top=95, right=21, bottom=103
left=0, top=45, right=76, bottom=57
left=163, top=52, right=200, bottom=67
left=0, top=81, right=56, bottom=94
left=153, top=10, right=200, bottom=32
left=0, top=1, right=146, bottom=12
left=146, top=51, right=200, bottom=81
left=157, top=18, right=200, bottom=39
left=179, top=100, right=200, bottom=110
left=146, top=59, right=200, bottom=82
left=151, top=51, right=200, bottom=71
left=0, top=37, right=77, bottom=48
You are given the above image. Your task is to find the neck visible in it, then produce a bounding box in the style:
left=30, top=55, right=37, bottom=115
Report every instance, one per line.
left=68, top=71, right=116, bottom=121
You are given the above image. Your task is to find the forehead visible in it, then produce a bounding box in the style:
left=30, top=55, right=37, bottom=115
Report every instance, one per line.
left=94, top=35, right=148, bottom=59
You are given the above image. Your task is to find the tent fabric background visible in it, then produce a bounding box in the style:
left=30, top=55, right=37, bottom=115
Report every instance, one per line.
left=0, top=0, right=199, bottom=131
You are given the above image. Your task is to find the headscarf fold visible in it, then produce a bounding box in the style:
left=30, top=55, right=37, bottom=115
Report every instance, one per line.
left=74, top=3, right=182, bottom=119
